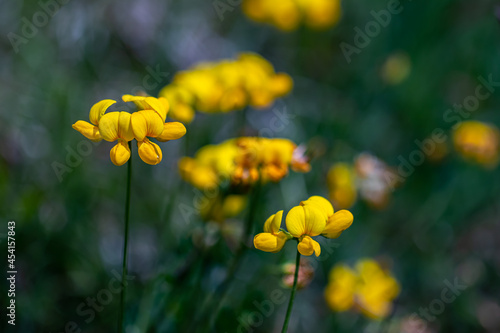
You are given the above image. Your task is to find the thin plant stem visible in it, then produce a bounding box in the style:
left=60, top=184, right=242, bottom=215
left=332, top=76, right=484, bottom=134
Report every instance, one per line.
left=118, top=141, right=132, bottom=333
left=282, top=248, right=301, bottom=333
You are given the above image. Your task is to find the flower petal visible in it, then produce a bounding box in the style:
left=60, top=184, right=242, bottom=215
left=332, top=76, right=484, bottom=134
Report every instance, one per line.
left=301, top=195, right=334, bottom=220
left=122, top=95, right=169, bottom=121
left=297, top=236, right=321, bottom=257
left=156, top=122, right=187, bottom=142
left=323, top=210, right=354, bottom=239
left=254, top=232, right=288, bottom=253
left=109, top=140, right=130, bottom=166
left=303, top=205, right=327, bottom=237
left=72, top=121, right=102, bottom=142
left=98, top=112, right=120, bottom=142
left=263, top=210, right=283, bottom=234
left=130, top=110, right=165, bottom=141
left=285, top=205, right=306, bottom=238
left=117, top=112, right=134, bottom=141
left=137, top=139, right=163, bottom=165
left=89, top=99, right=116, bottom=125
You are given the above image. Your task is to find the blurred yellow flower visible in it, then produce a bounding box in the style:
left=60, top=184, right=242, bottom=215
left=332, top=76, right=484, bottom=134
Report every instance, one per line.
left=327, top=153, right=398, bottom=210
left=242, top=0, right=341, bottom=31
left=179, top=137, right=310, bottom=189
left=199, top=194, right=248, bottom=223
left=73, top=95, right=186, bottom=166
left=159, top=53, right=293, bottom=123
left=325, top=258, right=400, bottom=319
left=254, top=195, right=353, bottom=256
left=381, top=52, right=412, bottom=85
left=452, top=120, right=500, bottom=168
left=327, top=162, right=358, bottom=209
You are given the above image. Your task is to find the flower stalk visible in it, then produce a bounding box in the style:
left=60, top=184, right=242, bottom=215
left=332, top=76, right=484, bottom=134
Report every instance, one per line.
left=282, top=248, right=301, bottom=333
left=118, top=141, right=132, bottom=333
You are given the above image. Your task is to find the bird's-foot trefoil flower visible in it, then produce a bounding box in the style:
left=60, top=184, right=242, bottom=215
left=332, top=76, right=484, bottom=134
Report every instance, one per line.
left=73, top=95, right=186, bottom=166
left=254, top=195, right=353, bottom=257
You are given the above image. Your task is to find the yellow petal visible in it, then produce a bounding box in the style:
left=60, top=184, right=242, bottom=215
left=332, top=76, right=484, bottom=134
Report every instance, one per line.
left=117, top=112, right=134, bottom=141
left=170, top=103, right=195, bottom=123
left=297, top=236, right=321, bottom=257
left=254, top=232, right=288, bottom=253
left=156, top=122, right=187, bottom=142
left=323, top=210, right=354, bottom=239
left=109, top=140, right=130, bottom=166
left=130, top=110, right=165, bottom=141
left=98, top=112, right=120, bottom=142
left=263, top=210, right=284, bottom=234
left=122, top=95, right=168, bottom=121
left=286, top=205, right=326, bottom=238
left=137, top=139, right=162, bottom=165
left=89, top=99, right=116, bottom=126
left=285, top=206, right=306, bottom=238
left=301, top=195, right=334, bottom=220
left=98, top=112, right=133, bottom=142
left=72, top=121, right=102, bottom=142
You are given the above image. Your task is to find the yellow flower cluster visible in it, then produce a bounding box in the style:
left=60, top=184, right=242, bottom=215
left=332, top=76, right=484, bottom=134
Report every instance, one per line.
left=178, top=137, right=310, bottom=189
left=452, top=120, right=500, bottom=168
left=199, top=194, right=247, bottom=223
left=324, top=259, right=400, bottom=319
left=242, top=0, right=342, bottom=31
left=254, top=196, right=353, bottom=256
left=327, top=153, right=397, bottom=210
left=159, top=53, right=293, bottom=123
left=72, top=95, right=186, bottom=166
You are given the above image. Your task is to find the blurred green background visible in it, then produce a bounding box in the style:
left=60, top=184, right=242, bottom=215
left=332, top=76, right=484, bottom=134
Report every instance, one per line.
left=1, top=0, right=500, bottom=332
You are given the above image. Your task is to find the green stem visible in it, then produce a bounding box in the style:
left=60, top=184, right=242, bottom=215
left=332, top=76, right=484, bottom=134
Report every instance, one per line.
left=119, top=141, right=132, bottom=333
left=282, top=249, right=301, bottom=333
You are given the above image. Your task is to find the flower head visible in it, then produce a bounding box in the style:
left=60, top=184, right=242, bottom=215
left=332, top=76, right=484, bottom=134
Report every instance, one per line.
left=254, top=195, right=353, bottom=257
left=179, top=137, right=310, bottom=189
left=324, top=258, right=400, bottom=319
left=73, top=95, right=186, bottom=166
left=452, top=120, right=500, bottom=167
left=158, top=53, right=293, bottom=123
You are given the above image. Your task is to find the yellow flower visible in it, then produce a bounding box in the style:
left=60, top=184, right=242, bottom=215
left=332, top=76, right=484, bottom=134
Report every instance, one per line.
left=73, top=95, right=186, bottom=166
left=158, top=53, right=293, bottom=122
left=327, top=163, right=358, bottom=209
left=254, top=210, right=291, bottom=253
left=242, top=0, right=342, bottom=31
left=254, top=196, right=353, bottom=257
left=324, top=264, right=357, bottom=311
left=324, top=259, right=400, bottom=319
left=98, top=111, right=135, bottom=166
left=300, top=196, right=354, bottom=239
left=285, top=204, right=325, bottom=257
left=355, top=259, right=401, bottom=319
left=72, top=99, right=116, bottom=142
left=452, top=120, right=500, bottom=167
